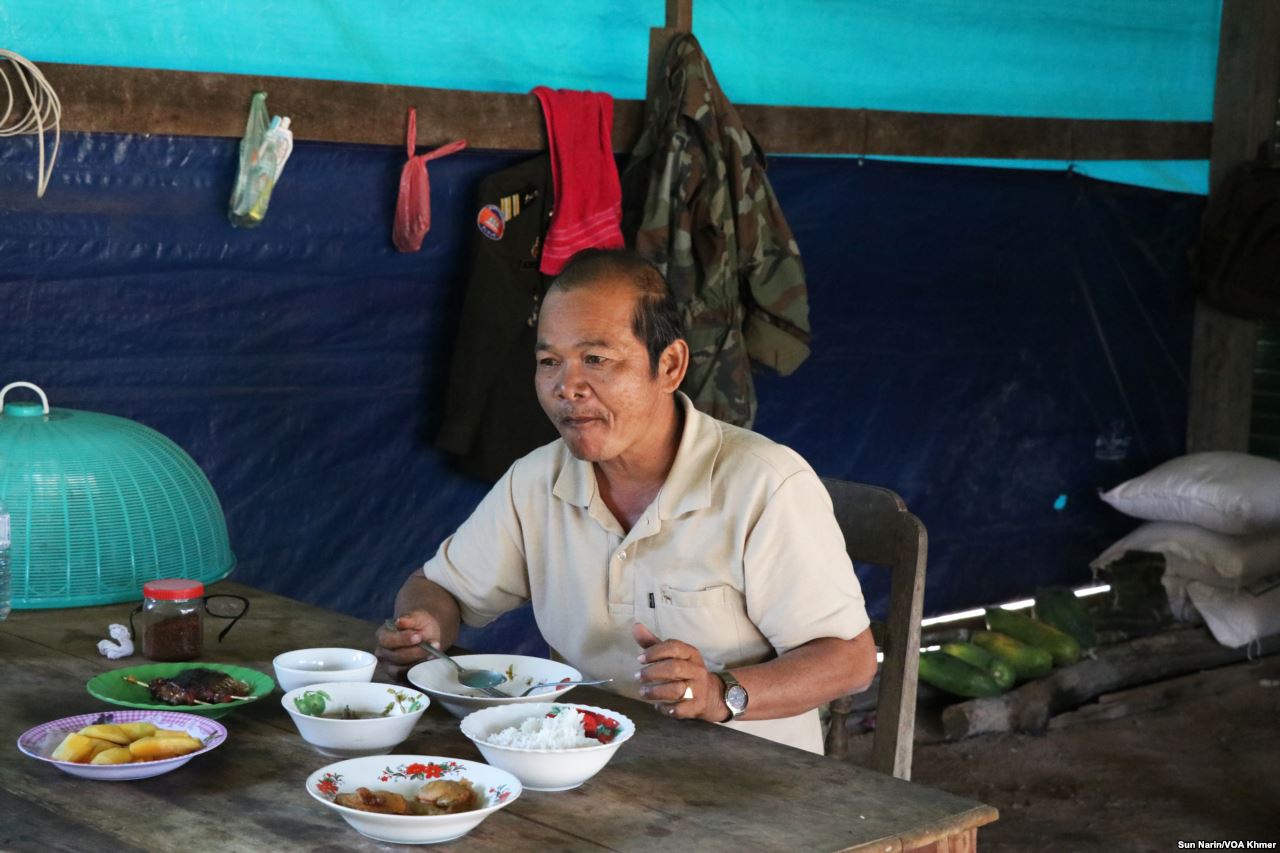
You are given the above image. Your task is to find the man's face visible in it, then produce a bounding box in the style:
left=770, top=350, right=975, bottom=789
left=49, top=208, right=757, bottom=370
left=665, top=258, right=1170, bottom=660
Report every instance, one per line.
left=535, top=277, right=678, bottom=465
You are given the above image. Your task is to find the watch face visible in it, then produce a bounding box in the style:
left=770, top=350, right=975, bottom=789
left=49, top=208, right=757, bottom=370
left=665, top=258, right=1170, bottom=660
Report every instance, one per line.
left=726, top=684, right=748, bottom=713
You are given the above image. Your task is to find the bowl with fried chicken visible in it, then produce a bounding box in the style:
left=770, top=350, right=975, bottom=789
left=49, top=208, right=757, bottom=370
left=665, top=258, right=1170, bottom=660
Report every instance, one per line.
left=306, top=754, right=521, bottom=844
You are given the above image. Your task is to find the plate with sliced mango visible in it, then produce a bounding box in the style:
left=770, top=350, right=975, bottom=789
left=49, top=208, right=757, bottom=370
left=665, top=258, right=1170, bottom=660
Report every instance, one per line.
left=16, top=709, right=226, bottom=780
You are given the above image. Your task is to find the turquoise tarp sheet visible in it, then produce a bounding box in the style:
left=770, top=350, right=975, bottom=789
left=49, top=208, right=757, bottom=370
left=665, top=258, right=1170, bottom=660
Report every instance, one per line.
left=1, top=0, right=1220, bottom=193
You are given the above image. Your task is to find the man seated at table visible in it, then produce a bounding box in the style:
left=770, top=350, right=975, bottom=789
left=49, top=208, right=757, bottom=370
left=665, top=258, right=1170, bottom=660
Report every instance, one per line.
left=377, top=248, right=875, bottom=754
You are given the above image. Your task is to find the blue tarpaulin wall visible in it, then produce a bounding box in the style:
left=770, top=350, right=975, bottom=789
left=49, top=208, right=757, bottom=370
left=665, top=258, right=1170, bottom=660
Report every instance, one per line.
left=0, top=131, right=1201, bottom=652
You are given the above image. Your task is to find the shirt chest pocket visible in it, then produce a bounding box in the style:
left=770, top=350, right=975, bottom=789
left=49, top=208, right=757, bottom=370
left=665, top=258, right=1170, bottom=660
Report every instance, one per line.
left=653, top=583, right=750, bottom=669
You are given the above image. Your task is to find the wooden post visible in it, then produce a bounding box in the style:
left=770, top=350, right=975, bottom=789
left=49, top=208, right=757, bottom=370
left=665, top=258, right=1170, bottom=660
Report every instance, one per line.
left=1186, top=0, right=1278, bottom=452
left=666, top=0, right=693, bottom=32
left=648, top=0, right=693, bottom=103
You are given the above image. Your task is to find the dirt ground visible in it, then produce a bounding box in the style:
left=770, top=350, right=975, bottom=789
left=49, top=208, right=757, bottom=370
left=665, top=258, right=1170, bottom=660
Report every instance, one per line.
left=838, top=663, right=1280, bottom=852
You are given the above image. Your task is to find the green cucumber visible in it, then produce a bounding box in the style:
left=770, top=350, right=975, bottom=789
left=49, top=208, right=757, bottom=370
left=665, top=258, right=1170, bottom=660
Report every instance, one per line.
left=918, top=651, right=1005, bottom=698
left=940, top=642, right=1016, bottom=690
left=1034, top=586, right=1097, bottom=650
left=971, top=630, right=1053, bottom=679
left=984, top=607, right=1081, bottom=666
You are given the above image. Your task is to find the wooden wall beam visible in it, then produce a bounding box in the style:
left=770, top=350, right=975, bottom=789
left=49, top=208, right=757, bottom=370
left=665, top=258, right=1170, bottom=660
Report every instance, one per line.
left=1186, top=0, right=1276, bottom=452
left=732, top=105, right=1209, bottom=160
left=39, top=62, right=1210, bottom=161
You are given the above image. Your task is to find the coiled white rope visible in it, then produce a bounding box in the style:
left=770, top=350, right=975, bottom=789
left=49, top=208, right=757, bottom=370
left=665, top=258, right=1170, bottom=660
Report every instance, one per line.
left=0, top=49, right=62, bottom=197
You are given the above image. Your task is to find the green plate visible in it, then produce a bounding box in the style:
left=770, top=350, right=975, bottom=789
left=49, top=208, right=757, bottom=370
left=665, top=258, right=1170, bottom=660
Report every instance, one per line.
left=86, top=662, right=275, bottom=719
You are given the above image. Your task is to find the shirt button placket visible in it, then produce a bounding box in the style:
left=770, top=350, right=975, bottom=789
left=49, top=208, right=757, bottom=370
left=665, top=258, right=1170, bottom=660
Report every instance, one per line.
left=607, top=546, right=631, bottom=616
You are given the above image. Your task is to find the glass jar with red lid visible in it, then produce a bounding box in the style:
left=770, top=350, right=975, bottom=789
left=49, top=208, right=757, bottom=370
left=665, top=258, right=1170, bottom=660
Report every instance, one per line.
left=140, top=578, right=206, bottom=662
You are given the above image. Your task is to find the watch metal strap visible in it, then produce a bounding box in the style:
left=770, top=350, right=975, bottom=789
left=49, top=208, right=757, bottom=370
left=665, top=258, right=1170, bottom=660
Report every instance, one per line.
left=715, top=670, right=745, bottom=720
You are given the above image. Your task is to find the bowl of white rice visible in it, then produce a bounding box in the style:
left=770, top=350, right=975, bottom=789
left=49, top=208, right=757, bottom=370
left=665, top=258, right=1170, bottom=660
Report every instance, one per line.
left=459, top=702, right=635, bottom=791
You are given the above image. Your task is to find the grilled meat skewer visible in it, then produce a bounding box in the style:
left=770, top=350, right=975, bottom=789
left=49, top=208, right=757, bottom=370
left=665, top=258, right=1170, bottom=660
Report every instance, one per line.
left=123, top=667, right=251, bottom=705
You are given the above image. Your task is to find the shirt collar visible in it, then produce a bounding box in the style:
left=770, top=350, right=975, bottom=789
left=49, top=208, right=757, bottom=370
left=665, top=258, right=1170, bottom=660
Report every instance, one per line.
left=550, top=392, right=722, bottom=519
left=656, top=392, right=721, bottom=519
left=551, top=445, right=594, bottom=509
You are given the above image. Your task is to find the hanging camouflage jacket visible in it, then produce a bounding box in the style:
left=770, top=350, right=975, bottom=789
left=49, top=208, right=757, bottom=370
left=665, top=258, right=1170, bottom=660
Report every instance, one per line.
left=623, top=32, right=811, bottom=427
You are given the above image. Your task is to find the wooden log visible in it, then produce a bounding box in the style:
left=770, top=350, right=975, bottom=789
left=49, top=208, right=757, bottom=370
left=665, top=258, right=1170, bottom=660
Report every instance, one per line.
left=940, top=628, right=1280, bottom=740
left=33, top=62, right=1210, bottom=160
left=1047, top=655, right=1280, bottom=730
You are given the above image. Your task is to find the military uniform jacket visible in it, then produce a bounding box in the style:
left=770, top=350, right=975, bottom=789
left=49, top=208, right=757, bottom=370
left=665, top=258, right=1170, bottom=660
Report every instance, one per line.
left=624, top=33, right=812, bottom=428
left=436, top=155, right=559, bottom=481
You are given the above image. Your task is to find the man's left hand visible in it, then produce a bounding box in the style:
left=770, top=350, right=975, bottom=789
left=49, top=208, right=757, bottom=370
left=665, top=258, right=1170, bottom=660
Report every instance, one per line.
left=632, top=623, right=727, bottom=722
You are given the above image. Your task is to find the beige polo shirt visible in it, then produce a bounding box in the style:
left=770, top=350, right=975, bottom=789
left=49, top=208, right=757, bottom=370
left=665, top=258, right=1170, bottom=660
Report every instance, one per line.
left=423, top=392, right=870, bottom=753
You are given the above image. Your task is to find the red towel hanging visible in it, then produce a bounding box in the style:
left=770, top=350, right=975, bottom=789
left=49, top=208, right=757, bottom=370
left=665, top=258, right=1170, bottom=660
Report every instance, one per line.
left=532, top=87, right=624, bottom=275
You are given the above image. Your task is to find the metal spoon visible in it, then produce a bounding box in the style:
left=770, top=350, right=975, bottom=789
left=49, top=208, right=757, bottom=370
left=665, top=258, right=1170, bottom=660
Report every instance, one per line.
left=517, top=678, right=613, bottom=697
left=383, top=619, right=507, bottom=692
left=417, top=642, right=508, bottom=691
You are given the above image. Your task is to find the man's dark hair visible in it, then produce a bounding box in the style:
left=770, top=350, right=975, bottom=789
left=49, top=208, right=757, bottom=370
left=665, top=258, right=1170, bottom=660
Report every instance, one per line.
left=549, top=248, right=685, bottom=375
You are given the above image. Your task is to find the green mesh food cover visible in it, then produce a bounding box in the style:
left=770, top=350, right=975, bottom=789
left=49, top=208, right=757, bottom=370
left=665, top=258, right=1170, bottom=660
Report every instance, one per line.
left=0, top=382, right=235, bottom=608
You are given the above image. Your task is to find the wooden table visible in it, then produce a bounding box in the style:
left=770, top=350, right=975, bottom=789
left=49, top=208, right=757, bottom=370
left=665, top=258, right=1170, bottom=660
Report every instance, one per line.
left=0, top=582, right=996, bottom=852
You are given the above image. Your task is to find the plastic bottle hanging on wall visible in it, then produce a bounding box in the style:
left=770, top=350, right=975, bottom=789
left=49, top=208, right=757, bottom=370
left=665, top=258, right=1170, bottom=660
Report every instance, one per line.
left=228, top=92, right=294, bottom=228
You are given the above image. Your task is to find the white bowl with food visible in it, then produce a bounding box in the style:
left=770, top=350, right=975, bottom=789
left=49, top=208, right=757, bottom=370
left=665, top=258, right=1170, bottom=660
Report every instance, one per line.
left=16, top=709, right=226, bottom=781
left=459, top=702, right=635, bottom=791
left=273, top=647, right=378, bottom=693
left=406, top=653, right=582, bottom=719
left=306, top=754, right=521, bottom=845
left=282, top=682, right=429, bottom=757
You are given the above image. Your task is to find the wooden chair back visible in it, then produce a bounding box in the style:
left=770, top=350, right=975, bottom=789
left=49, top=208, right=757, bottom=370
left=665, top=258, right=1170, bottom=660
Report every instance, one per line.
left=821, top=477, right=927, bottom=781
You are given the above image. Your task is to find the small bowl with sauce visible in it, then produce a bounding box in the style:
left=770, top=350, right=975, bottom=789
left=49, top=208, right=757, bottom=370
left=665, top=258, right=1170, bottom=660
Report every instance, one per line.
left=273, top=647, right=377, bottom=693
left=282, top=682, right=430, bottom=757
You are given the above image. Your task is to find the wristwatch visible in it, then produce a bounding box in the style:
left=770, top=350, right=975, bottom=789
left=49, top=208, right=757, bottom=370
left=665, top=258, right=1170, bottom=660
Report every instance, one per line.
left=714, top=670, right=748, bottom=721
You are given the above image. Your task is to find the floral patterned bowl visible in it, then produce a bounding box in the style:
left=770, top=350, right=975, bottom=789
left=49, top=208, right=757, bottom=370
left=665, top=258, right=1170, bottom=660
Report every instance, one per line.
left=306, top=754, right=521, bottom=845
left=282, top=682, right=428, bottom=757
left=460, top=702, right=635, bottom=792
left=407, top=653, right=582, bottom=718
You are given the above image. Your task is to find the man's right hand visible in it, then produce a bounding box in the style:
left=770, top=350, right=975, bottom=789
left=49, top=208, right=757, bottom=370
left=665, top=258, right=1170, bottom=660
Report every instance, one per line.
left=375, top=611, right=445, bottom=681
left=377, top=571, right=463, bottom=680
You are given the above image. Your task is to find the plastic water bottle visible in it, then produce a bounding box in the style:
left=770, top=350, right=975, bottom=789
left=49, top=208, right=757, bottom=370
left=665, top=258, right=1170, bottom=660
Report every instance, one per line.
left=228, top=91, right=270, bottom=226
left=0, top=501, right=10, bottom=621
left=230, top=116, right=294, bottom=227
left=248, top=116, right=293, bottom=223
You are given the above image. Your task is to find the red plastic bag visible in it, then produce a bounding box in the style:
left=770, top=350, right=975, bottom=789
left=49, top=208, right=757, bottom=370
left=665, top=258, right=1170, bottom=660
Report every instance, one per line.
left=393, top=108, right=466, bottom=252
